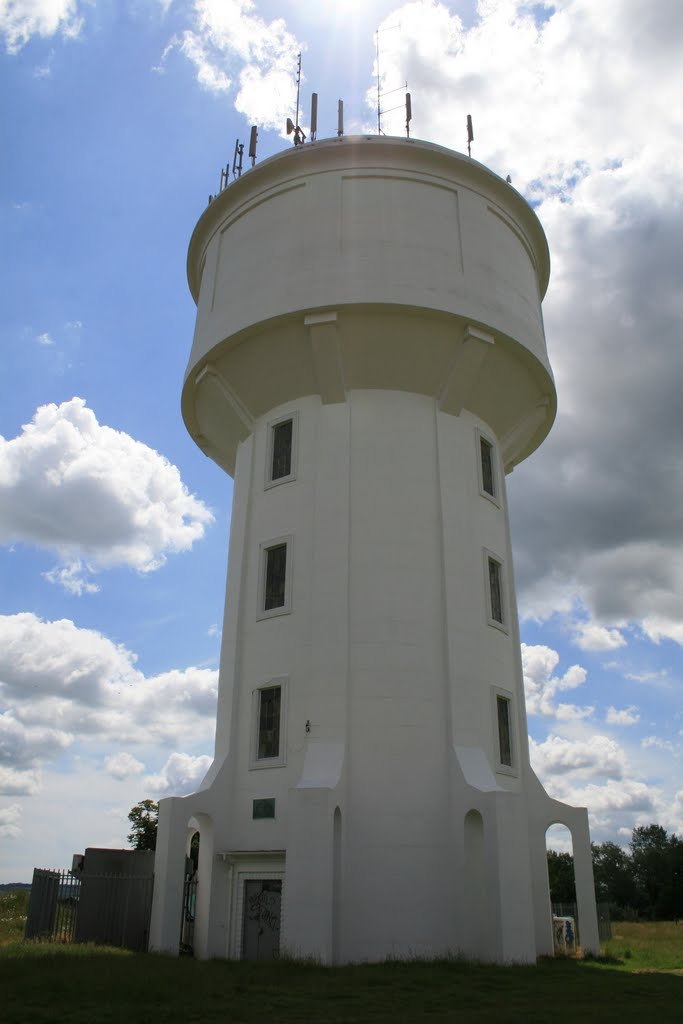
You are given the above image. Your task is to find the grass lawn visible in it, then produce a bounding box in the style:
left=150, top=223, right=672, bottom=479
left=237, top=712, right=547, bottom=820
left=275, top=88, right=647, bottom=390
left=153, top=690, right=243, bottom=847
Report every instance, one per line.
left=2, top=892, right=682, bottom=1024
left=600, top=920, right=683, bottom=972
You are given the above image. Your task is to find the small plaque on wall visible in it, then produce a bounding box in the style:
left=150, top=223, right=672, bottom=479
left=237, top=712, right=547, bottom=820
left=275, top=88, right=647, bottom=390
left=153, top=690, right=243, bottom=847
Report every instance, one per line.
left=253, top=798, right=275, bottom=820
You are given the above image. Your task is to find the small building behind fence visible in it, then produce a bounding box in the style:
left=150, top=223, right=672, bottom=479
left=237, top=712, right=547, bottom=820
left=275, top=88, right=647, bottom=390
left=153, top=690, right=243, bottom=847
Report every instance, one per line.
left=25, top=848, right=154, bottom=952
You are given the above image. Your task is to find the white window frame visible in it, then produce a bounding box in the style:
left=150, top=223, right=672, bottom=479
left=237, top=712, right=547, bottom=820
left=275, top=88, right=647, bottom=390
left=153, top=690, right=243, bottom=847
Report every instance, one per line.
left=264, top=411, right=298, bottom=490
left=475, top=428, right=500, bottom=507
left=257, top=535, right=293, bottom=620
left=484, top=548, right=508, bottom=633
left=250, top=677, right=288, bottom=769
left=491, top=685, right=517, bottom=776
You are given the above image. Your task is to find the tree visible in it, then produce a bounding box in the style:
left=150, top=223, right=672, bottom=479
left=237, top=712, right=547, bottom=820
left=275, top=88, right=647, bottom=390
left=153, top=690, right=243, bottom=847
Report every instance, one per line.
left=547, top=850, right=575, bottom=903
left=630, top=824, right=683, bottom=920
left=127, top=799, right=159, bottom=851
left=592, top=841, right=637, bottom=917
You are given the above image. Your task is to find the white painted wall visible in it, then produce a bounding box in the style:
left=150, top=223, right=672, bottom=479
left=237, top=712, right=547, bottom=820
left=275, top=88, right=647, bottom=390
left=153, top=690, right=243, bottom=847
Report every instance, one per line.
left=150, top=136, right=600, bottom=964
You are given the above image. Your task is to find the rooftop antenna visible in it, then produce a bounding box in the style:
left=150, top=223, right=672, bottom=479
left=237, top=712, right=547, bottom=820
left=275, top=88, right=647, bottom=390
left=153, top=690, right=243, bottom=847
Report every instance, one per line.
left=219, top=163, right=229, bottom=192
left=295, top=52, right=302, bottom=137
left=232, top=138, right=244, bottom=180
left=375, top=23, right=401, bottom=135
left=310, top=92, right=318, bottom=142
left=248, top=125, right=258, bottom=167
left=466, top=114, right=474, bottom=157
left=285, top=53, right=308, bottom=145
left=405, top=92, right=412, bottom=138
left=338, top=99, right=344, bottom=137
left=376, top=30, right=381, bottom=134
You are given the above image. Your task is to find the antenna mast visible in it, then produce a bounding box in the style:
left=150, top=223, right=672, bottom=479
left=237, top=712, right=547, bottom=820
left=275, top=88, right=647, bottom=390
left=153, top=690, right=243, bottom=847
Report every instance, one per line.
left=295, top=52, right=302, bottom=135
left=376, top=30, right=381, bottom=135
left=285, top=52, right=308, bottom=145
left=375, top=23, right=403, bottom=136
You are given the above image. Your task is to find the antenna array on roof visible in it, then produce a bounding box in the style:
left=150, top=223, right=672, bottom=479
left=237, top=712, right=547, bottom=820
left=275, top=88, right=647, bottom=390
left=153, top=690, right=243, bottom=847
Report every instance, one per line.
left=207, top=124, right=258, bottom=204
left=206, top=43, right=484, bottom=208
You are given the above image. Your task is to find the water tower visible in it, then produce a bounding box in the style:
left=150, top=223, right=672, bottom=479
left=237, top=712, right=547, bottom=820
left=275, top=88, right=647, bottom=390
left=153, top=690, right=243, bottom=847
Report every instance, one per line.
left=149, top=134, right=599, bottom=962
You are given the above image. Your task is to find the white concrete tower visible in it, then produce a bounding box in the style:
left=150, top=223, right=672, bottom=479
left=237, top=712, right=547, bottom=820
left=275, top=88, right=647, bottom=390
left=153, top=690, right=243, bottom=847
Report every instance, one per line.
left=150, top=136, right=599, bottom=963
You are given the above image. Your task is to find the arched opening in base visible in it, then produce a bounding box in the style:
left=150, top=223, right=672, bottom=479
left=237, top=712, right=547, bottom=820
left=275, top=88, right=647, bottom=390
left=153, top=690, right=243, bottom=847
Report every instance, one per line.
left=545, top=823, right=578, bottom=955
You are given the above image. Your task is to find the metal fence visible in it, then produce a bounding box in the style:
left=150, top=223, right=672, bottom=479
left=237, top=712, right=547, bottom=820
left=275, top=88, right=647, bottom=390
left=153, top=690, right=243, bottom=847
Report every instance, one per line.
left=25, top=868, right=154, bottom=951
left=25, top=869, right=81, bottom=943
left=596, top=901, right=612, bottom=942
left=25, top=868, right=200, bottom=955
left=180, top=878, right=198, bottom=954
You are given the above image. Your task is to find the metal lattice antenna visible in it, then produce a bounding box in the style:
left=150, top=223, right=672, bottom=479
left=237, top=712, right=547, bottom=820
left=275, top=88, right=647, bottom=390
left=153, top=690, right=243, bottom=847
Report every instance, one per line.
left=295, top=52, right=302, bottom=136
left=376, top=31, right=381, bottom=134
left=375, top=23, right=402, bottom=136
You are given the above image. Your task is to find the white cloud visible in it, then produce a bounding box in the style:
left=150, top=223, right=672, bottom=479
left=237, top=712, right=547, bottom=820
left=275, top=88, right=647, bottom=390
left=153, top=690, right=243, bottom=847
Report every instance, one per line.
left=528, top=728, right=673, bottom=840
left=64, top=320, right=82, bottom=330
left=43, top=561, right=100, bottom=595
left=0, top=803, right=22, bottom=839
left=606, top=705, right=640, bottom=727
left=103, top=752, right=145, bottom=780
left=624, top=670, right=667, bottom=684
left=374, top=1, right=683, bottom=192
left=667, top=790, right=683, bottom=835
left=0, top=0, right=83, bottom=54
left=0, top=398, right=213, bottom=592
left=530, top=733, right=627, bottom=779
left=572, top=622, right=626, bottom=652
left=555, top=703, right=594, bottom=721
left=169, top=0, right=303, bottom=131
left=0, top=712, right=72, bottom=767
left=36, top=332, right=53, bottom=346
left=0, top=764, right=41, bottom=796
left=0, top=612, right=218, bottom=760
left=641, top=736, right=677, bottom=755
left=0, top=711, right=70, bottom=796
left=372, top=1, right=683, bottom=648
left=559, top=777, right=657, bottom=819
left=144, top=752, right=212, bottom=796
left=521, top=643, right=591, bottom=719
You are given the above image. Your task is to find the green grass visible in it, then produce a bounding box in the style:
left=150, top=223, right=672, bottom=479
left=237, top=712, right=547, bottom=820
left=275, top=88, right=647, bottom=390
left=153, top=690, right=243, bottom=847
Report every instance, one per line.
left=2, top=914, right=682, bottom=1024
left=0, top=889, right=29, bottom=944
left=598, top=920, right=683, bottom=972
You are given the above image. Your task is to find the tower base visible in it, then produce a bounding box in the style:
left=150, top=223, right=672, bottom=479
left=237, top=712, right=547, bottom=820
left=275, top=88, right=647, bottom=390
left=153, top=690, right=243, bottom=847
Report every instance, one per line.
left=149, top=746, right=599, bottom=964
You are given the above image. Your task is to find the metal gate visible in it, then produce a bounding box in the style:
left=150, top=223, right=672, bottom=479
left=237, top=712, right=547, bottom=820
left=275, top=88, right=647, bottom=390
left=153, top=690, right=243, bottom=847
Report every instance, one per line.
left=25, top=868, right=154, bottom=951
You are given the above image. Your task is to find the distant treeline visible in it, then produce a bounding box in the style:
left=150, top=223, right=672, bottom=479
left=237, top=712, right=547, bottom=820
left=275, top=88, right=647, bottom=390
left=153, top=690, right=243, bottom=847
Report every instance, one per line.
left=548, top=824, right=683, bottom=920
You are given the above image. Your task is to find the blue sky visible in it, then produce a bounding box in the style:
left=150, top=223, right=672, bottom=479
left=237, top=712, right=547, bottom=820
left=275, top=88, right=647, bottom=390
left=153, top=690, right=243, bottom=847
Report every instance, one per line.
left=1, top=0, right=682, bottom=880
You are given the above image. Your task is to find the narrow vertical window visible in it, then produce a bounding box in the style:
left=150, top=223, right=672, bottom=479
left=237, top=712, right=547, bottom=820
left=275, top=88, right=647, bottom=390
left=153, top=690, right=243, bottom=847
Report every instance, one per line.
left=258, top=686, right=282, bottom=760
left=496, top=695, right=512, bottom=768
left=251, top=678, right=288, bottom=768
left=258, top=537, right=292, bottom=619
left=480, top=437, right=495, bottom=498
left=271, top=419, right=293, bottom=481
left=488, top=557, right=504, bottom=625
left=264, top=544, right=287, bottom=611
left=265, top=413, right=297, bottom=488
